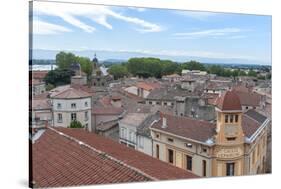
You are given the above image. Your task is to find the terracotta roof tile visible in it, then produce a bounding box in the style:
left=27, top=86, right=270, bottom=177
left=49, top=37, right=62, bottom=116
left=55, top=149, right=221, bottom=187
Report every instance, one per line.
left=92, top=107, right=124, bottom=115
left=52, top=87, right=91, bottom=99
left=137, top=82, right=161, bottom=91
left=32, top=128, right=150, bottom=187
left=55, top=127, right=198, bottom=180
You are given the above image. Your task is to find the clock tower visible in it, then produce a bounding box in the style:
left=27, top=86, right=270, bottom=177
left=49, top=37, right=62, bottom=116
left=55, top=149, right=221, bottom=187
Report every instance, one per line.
left=212, top=90, right=245, bottom=176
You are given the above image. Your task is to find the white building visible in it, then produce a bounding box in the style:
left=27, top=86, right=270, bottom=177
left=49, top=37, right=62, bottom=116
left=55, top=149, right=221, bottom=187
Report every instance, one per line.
left=119, top=113, right=156, bottom=156
left=51, top=87, right=92, bottom=131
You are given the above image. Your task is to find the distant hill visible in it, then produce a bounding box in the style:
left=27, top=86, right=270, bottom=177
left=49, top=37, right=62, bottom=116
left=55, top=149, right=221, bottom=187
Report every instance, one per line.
left=33, top=49, right=270, bottom=65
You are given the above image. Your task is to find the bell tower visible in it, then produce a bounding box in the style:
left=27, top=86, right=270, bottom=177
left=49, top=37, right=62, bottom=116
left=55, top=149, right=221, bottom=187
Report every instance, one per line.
left=215, top=90, right=244, bottom=144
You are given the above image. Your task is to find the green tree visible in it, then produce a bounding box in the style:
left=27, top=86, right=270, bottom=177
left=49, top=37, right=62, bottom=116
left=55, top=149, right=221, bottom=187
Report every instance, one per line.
left=45, top=83, right=55, bottom=91
left=108, top=64, right=128, bottom=79
left=43, top=69, right=75, bottom=86
left=56, top=51, right=77, bottom=69
left=69, top=120, right=84, bottom=128
left=248, top=70, right=257, bottom=77
left=161, top=60, right=178, bottom=76
left=180, top=60, right=206, bottom=71
left=76, top=56, right=93, bottom=79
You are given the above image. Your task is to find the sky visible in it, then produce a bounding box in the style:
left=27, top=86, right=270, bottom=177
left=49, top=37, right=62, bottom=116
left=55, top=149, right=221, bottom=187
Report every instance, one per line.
left=32, top=1, right=272, bottom=65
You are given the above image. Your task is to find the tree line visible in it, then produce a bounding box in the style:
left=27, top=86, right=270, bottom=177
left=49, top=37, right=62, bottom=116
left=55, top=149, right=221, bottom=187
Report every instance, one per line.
left=108, top=57, right=259, bottom=79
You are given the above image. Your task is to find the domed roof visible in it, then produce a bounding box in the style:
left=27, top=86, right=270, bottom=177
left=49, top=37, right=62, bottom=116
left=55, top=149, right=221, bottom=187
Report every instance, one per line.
left=215, top=90, right=242, bottom=111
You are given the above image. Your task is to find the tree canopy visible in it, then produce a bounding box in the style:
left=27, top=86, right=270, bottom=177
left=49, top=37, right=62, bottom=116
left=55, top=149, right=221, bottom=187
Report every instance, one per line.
left=69, top=120, right=84, bottom=128
left=43, top=69, right=75, bottom=86
left=108, top=64, right=129, bottom=79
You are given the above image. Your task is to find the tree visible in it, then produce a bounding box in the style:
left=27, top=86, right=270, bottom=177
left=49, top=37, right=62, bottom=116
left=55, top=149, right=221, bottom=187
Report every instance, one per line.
left=43, top=69, right=75, bottom=86
left=45, top=83, right=55, bottom=91
left=76, top=56, right=93, bottom=79
left=248, top=70, right=257, bottom=77
left=108, top=64, right=128, bottom=79
left=161, top=60, right=178, bottom=76
left=56, top=51, right=77, bottom=69
left=180, top=60, right=206, bottom=71
left=69, top=120, right=84, bottom=128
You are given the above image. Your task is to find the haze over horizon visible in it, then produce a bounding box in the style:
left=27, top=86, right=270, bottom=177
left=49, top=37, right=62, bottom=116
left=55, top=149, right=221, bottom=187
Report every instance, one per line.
left=32, top=1, right=272, bottom=65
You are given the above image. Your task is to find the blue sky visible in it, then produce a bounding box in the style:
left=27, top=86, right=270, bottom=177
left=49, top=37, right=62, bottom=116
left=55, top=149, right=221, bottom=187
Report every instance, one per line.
left=32, top=1, right=271, bottom=65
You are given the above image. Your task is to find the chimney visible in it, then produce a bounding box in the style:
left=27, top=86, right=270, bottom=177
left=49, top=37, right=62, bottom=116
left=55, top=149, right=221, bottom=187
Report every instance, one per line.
left=162, top=117, right=167, bottom=128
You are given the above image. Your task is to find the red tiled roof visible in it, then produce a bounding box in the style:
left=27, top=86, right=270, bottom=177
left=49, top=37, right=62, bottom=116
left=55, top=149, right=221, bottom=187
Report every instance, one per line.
left=215, top=90, right=242, bottom=111
left=32, top=99, right=51, bottom=110
left=32, top=71, right=48, bottom=80
left=52, top=87, right=91, bottom=99
left=242, top=114, right=263, bottom=138
left=92, top=107, right=124, bottom=115
left=151, top=113, right=216, bottom=143
left=137, top=82, right=161, bottom=91
left=55, top=127, right=198, bottom=181
left=235, top=91, right=261, bottom=107
left=32, top=128, right=150, bottom=187
left=99, top=96, right=112, bottom=106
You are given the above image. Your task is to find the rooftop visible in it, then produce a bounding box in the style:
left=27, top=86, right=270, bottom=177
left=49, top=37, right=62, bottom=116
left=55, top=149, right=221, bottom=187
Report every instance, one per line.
left=92, top=107, right=124, bottom=115
left=119, top=113, right=150, bottom=127
left=32, top=127, right=198, bottom=187
left=136, top=82, right=161, bottom=91
left=215, top=90, right=242, bottom=111
left=32, top=128, right=150, bottom=187
left=151, top=113, right=216, bottom=143
left=51, top=87, right=91, bottom=99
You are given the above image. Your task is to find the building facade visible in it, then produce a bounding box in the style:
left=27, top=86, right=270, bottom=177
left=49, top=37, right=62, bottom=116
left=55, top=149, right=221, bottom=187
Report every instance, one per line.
left=51, top=87, right=92, bottom=131
left=150, top=90, right=269, bottom=177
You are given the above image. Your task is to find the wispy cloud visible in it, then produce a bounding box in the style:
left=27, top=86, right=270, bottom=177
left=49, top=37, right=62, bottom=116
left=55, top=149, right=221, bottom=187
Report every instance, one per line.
left=33, top=2, right=163, bottom=33
left=174, top=10, right=218, bottom=20
left=33, top=20, right=72, bottom=35
left=173, top=28, right=244, bottom=39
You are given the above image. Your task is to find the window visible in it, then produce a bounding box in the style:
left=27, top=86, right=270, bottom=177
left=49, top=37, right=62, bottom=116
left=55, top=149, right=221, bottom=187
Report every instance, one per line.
left=246, top=106, right=249, bottom=109
left=227, top=137, right=236, bottom=141
left=71, top=113, right=77, bottom=121
left=185, top=143, right=192, bottom=148
left=186, top=155, right=192, bottom=171
left=85, top=102, right=88, bottom=107
left=167, top=138, right=174, bottom=143
left=121, top=127, right=127, bottom=139
left=230, top=115, right=234, bottom=123
left=57, top=103, right=61, bottom=109
left=257, top=143, right=260, bottom=156
left=149, top=101, right=152, bottom=105
left=202, top=147, right=207, bottom=153
left=164, top=102, right=167, bottom=106
left=252, top=150, right=256, bottom=164
left=226, top=163, right=235, bottom=176
left=84, top=111, right=88, bottom=121
left=202, top=160, right=207, bottom=177
left=71, top=103, right=76, bottom=109
left=57, top=113, right=62, bottom=123
left=156, top=144, right=160, bottom=159
left=138, top=136, right=144, bottom=149
left=120, top=141, right=127, bottom=145
left=168, top=149, right=174, bottom=164
left=156, top=101, right=160, bottom=105
left=129, top=130, right=135, bottom=142
left=235, top=115, right=239, bottom=122
left=156, top=133, right=160, bottom=138
left=225, top=115, right=229, bottom=123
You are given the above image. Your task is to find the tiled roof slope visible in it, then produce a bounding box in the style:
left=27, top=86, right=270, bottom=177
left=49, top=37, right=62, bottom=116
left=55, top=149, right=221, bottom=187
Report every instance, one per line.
left=32, top=128, right=151, bottom=187
left=151, top=113, right=216, bottom=143
left=55, top=127, right=198, bottom=180
left=52, top=87, right=91, bottom=99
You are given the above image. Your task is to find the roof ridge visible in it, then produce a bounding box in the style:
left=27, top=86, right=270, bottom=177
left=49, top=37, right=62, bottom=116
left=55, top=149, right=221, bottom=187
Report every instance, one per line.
left=48, top=127, right=157, bottom=181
